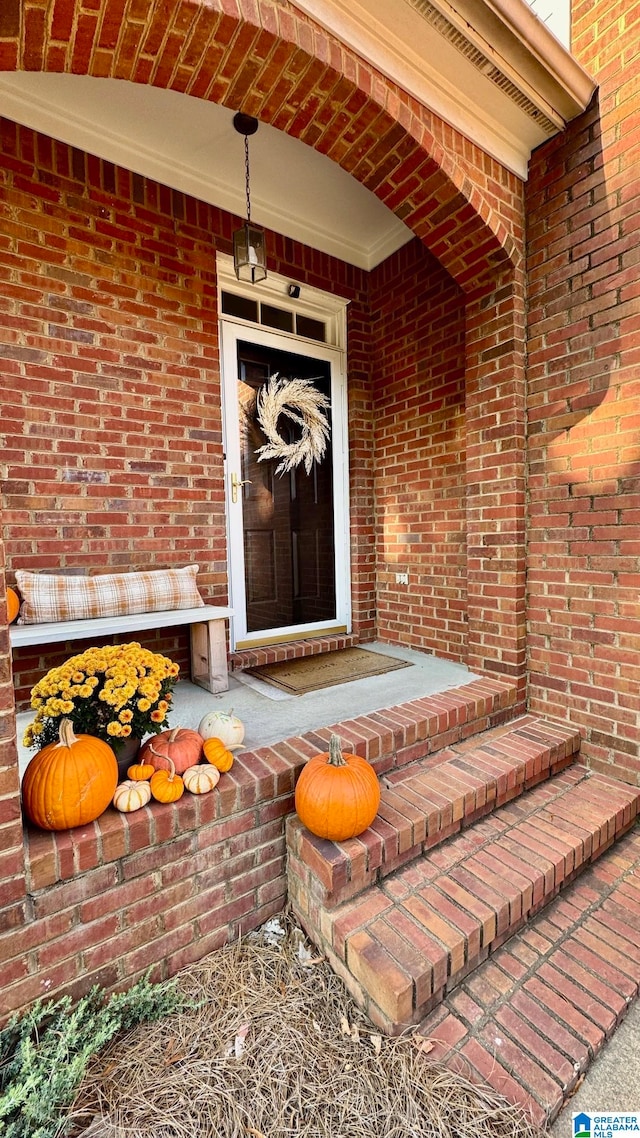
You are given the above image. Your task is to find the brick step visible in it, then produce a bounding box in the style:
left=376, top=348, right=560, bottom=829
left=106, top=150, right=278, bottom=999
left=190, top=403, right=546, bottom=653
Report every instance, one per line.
left=288, top=715, right=581, bottom=910
left=229, top=633, right=359, bottom=672
left=418, top=825, right=640, bottom=1128
left=290, top=767, right=640, bottom=1036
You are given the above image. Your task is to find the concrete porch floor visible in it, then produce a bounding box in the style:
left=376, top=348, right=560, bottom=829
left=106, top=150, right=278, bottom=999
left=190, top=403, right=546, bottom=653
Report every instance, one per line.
left=177, top=642, right=483, bottom=752
left=16, top=642, right=481, bottom=779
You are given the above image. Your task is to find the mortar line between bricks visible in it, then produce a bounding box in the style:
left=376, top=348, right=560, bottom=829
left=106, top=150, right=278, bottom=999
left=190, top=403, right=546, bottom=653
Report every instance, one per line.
left=421, top=831, right=640, bottom=1121
left=456, top=838, right=640, bottom=1032
left=381, top=766, right=593, bottom=903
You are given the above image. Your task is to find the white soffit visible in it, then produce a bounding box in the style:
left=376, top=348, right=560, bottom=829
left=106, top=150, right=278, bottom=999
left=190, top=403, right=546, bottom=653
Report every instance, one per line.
left=0, top=73, right=414, bottom=272
left=291, top=0, right=596, bottom=177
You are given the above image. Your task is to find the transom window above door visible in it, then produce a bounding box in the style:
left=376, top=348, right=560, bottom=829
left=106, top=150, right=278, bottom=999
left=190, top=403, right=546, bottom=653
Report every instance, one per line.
left=216, top=254, right=348, bottom=351
left=221, top=291, right=326, bottom=344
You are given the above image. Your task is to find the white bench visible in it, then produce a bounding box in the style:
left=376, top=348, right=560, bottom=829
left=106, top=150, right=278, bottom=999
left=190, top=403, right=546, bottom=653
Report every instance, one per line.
left=10, top=606, right=234, bottom=694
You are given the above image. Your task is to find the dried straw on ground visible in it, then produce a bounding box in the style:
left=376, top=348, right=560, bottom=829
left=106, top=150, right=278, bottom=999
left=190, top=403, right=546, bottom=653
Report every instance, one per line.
left=70, top=914, right=545, bottom=1138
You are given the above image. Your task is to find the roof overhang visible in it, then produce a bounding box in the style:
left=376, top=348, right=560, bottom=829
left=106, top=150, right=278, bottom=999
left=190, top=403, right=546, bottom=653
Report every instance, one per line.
left=290, top=0, right=596, bottom=178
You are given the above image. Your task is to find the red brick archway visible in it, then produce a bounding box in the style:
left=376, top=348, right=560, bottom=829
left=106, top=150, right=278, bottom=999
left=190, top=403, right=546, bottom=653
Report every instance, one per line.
left=0, top=0, right=527, bottom=926
left=0, top=0, right=521, bottom=290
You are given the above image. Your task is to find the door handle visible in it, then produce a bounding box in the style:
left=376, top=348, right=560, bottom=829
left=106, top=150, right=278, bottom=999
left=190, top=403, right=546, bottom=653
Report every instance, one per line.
left=231, top=472, right=252, bottom=503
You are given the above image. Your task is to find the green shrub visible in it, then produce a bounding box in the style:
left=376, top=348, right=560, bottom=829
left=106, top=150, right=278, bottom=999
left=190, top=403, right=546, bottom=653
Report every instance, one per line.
left=0, top=973, right=186, bottom=1138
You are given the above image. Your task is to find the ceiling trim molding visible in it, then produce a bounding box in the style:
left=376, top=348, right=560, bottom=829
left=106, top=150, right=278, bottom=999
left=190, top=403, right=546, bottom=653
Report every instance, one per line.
left=288, top=0, right=596, bottom=177
left=0, top=77, right=408, bottom=271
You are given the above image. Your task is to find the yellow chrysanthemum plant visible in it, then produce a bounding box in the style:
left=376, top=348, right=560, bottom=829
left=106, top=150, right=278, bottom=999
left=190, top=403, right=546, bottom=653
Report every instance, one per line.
left=23, top=642, right=180, bottom=753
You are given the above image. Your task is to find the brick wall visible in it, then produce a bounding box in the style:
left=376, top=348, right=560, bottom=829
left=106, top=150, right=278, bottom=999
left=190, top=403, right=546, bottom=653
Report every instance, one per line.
left=0, top=0, right=528, bottom=707
left=3, top=116, right=526, bottom=699
left=0, top=116, right=225, bottom=700
left=1, top=676, right=515, bottom=1020
left=0, top=561, right=24, bottom=937
left=526, top=1, right=640, bottom=782
left=0, top=120, right=374, bottom=706
left=465, top=265, right=527, bottom=694
left=1, top=746, right=295, bottom=1018
left=370, top=239, right=467, bottom=659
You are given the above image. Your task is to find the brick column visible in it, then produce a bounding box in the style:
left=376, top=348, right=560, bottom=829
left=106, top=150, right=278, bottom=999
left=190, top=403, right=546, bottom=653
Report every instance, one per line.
left=465, top=265, right=527, bottom=701
left=0, top=544, right=27, bottom=933
left=525, top=0, right=640, bottom=782
left=347, top=305, right=377, bottom=641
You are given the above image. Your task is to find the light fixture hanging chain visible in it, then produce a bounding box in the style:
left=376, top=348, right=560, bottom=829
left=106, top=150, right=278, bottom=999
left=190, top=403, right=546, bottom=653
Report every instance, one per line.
left=244, top=135, right=252, bottom=224
left=232, top=112, right=266, bottom=283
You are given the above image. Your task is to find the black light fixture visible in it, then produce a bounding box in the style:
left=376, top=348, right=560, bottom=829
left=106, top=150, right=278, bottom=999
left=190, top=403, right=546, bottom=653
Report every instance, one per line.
left=232, top=112, right=267, bottom=284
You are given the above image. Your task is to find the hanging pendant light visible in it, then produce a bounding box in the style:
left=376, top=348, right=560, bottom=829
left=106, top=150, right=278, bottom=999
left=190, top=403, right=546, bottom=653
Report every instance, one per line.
left=232, top=113, right=267, bottom=284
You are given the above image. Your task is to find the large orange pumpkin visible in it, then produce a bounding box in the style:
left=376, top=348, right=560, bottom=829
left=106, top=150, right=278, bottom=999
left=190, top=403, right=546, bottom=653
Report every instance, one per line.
left=6, top=587, right=19, bottom=624
left=22, top=718, right=118, bottom=831
left=294, top=734, right=380, bottom=842
left=138, top=727, right=203, bottom=774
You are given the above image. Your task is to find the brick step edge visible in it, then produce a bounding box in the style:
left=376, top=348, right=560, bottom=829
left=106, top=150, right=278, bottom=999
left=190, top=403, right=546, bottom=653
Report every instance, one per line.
left=229, top=633, right=359, bottom=672
left=287, top=715, right=581, bottom=910
left=290, top=769, right=640, bottom=1035
left=416, top=825, right=640, bottom=1128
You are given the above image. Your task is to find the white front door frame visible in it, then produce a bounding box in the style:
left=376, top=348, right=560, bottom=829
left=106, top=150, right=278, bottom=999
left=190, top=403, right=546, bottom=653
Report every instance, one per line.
left=217, top=263, right=351, bottom=651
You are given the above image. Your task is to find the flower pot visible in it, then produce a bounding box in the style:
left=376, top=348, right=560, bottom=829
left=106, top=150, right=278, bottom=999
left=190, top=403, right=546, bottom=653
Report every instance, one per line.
left=116, top=736, right=141, bottom=781
left=22, top=644, right=178, bottom=763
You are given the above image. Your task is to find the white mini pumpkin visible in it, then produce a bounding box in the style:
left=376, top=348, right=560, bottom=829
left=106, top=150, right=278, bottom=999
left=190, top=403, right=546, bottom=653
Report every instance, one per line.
left=113, top=779, right=152, bottom=813
left=182, top=764, right=220, bottom=795
left=197, top=709, right=245, bottom=751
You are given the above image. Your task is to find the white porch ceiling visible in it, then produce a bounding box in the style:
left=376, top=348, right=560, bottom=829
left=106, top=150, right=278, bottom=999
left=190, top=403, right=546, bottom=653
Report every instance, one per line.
left=0, top=0, right=593, bottom=271
left=0, top=72, right=413, bottom=272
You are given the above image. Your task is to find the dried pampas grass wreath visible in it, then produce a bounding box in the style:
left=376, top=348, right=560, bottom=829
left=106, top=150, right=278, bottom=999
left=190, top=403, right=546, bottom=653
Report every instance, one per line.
left=256, top=375, right=330, bottom=476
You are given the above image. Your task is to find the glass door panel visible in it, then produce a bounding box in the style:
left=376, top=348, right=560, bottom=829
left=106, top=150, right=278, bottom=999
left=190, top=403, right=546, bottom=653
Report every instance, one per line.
left=238, top=342, right=335, bottom=633
left=222, top=323, right=349, bottom=648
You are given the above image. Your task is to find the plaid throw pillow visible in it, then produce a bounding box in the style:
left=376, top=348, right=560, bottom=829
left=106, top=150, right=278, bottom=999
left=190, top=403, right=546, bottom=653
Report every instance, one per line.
left=15, top=565, right=204, bottom=625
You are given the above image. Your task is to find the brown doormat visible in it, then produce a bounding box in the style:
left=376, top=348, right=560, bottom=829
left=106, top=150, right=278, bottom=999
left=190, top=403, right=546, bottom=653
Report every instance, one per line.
left=246, top=647, right=413, bottom=695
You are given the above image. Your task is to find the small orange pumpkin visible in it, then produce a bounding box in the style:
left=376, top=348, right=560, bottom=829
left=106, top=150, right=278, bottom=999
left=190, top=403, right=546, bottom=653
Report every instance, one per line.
left=127, top=760, right=155, bottom=782
left=149, top=756, right=184, bottom=803
left=139, top=727, right=203, bottom=774
left=294, top=734, right=380, bottom=843
left=6, top=586, right=19, bottom=624
left=22, top=719, right=118, bottom=831
left=203, top=737, right=234, bottom=773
